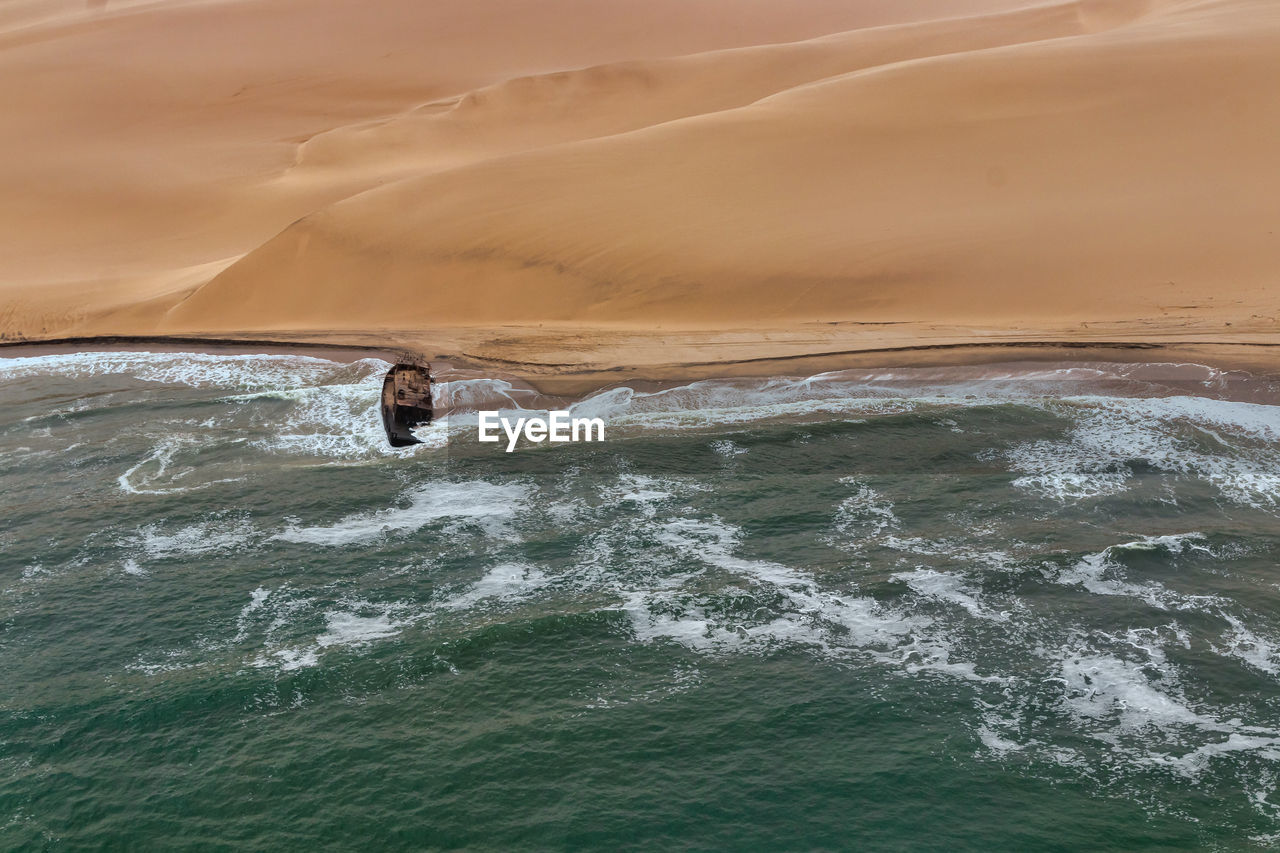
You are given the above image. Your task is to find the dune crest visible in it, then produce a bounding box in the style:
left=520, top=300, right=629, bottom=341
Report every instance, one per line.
left=289, top=2, right=1088, bottom=186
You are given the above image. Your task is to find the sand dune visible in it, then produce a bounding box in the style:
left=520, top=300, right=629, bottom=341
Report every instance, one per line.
left=3, top=0, right=1279, bottom=375
left=288, top=3, right=1086, bottom=186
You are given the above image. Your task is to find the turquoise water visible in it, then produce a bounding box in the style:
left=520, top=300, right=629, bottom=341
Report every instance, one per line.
left=4, top=353, right=1280, bottom=850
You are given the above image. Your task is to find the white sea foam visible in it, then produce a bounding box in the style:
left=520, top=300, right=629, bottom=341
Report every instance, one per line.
left=1120, top=396, right=1280, bottom=444
left=236, top=584, right=273, bottom=637
left=117, top=438, right=198, bottom=495
left=445, top=386, right=921, bottom=435
left=1006, top=395, right=1280, bottom=506
left=543, top=475, right=1007, bottom=683
left=436, top=377, right=545, bottom=412
left=276, top=480, right=531, bottom=546
left=1051, top=534, right=1214, bottom=610
left=900, top=636, right=1010, bottom=683
left=619, top=589, right=751, bottom=651
left=245, top=560, right=554, bottom=672
left=964, top=619, right=1280, bottom=783
left=126, top=649, right=193, bottom=676
left=0, top=351, right=355, bottom=390
left=710, top=439, right=749, bottom=457
left=226, top=361, right=453, bottom=458
left=128, top=518, right=255, bottom=559
left=977, top=725, right=1027, bottom=754
left=832, top=478, right=899, bottom=539
left=597, top=474, right=684, bottom=519
left=235, top=585, right=312, bottom=645
left=315, top=611, right=403, bottom=648
left=436, top=362, right=1280, bottom=448
left=442, top=563, right=550, bottom=610
left=14, top=353, right=1280, bottom=480
left=1056, top=548, right=1172, bottom=607
left=6, top=351, right=436, bottom=463
left=893, top=568, right=1007, bottom=621
left=1059, top=651, right=1211, bottom=731
left=881, top=535, right=1014, bottom=572
left=442, top=369, right=955, bottom=433
left=624, top=515, right=940, bottom=667
left=1156, top=734, right=1280, bottom=777
left=601, top=395, right=919, bottom=431
left=1218, top=614, right=1280, bottom=676
left=246, top=382, right=395, bottom=458
left=1005, top=407, right=1171, bottom=500
left=267, top=648, right=320, bottom=671
left=615, top=476, right=676, bottom=506
left=252, top=600, right=408, bottom=671
left=1054, top=644, right=1280, bottom=777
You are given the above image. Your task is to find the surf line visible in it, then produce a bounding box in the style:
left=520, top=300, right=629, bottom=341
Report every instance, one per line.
left=478, top=411, right=605, bottom=452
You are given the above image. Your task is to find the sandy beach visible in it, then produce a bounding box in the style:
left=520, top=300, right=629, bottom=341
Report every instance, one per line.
left=2, top=0, right=1279, bottom=382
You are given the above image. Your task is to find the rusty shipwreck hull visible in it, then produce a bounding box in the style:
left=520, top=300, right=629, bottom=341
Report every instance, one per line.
left=380, top=363, right=433, bottom=447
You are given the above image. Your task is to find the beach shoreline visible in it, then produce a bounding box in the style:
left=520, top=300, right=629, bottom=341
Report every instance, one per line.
left=6, top=329, right=1280, bottom=399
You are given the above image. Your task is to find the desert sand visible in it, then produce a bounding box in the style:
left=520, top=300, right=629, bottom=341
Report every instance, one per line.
left=2, top=0, right=1279, bottom=383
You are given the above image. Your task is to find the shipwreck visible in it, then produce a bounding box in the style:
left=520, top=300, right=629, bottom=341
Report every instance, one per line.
left=380, top=362, right=433, bottom=447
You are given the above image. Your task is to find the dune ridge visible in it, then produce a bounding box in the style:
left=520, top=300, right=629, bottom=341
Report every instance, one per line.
left=2, top=0, right=1279, bottom=377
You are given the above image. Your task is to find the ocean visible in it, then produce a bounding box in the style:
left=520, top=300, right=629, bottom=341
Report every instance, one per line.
left=3, top=352, right=1280, bottom=850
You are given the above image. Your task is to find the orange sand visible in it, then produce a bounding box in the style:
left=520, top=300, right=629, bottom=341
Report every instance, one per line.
left=2, top=0, right=1279, bottom=378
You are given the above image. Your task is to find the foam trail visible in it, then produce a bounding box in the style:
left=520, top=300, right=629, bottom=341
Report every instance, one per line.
left=442, top=563, right=550, bottom=610
left=621, top=515, right=964, bottom=671
left=276, top=481, right=531, bottom=546
left=1219, top=614, right=1280, bottom=676
left=122, top=515, right=255, bottom=558
left=893, top=568, right=1006, bottom=621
